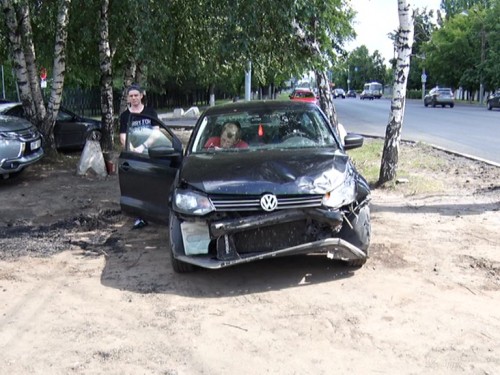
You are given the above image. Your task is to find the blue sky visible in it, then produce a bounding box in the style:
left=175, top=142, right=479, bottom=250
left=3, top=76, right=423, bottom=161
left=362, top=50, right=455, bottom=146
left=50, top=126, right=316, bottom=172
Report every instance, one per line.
left=346, top=0, right=442, bottom=63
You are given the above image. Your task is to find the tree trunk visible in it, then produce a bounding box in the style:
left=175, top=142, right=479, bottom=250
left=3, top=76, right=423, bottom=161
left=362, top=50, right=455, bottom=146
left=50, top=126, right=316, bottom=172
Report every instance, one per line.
left=209, top=83, right=215, bottom=106
left=379, top=0, right=414, bottom=185
left=98, top=0, right=114, bottom=152
left=17, top=1, right=45, bottom=124
left=119, top=57, right=136, bottom=115
left=316, top=70, right=338, bottom=134
left=1, top=0, right=35, bottom=117
left=43, top=0, right=71, bottom=151
left=2, top=0, right=70, bottom=152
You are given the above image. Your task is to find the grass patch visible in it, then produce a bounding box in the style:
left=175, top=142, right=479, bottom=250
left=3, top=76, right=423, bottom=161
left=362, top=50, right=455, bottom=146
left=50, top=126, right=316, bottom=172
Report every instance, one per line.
left=348, top=138, right=448, bottom=195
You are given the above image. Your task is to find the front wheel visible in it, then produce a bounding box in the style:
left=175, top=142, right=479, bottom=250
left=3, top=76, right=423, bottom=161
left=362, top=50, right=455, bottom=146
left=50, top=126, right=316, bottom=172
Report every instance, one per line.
left=450, top=103, right=455, bottom=108
left=338, top=205, right=371, bottom=267
left=169, top=211, right=195, bottom=273
left=487, top=102, right=492, bottom=110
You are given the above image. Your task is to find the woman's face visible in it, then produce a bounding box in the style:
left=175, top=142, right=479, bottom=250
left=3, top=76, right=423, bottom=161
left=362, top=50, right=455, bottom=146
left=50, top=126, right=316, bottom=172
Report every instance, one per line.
left=220, top=124, right=240, bottom=148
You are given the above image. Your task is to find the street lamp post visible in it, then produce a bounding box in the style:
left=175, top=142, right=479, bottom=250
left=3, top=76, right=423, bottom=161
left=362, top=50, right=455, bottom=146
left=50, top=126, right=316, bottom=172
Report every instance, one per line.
left=479, top=26, right=485, bottom=104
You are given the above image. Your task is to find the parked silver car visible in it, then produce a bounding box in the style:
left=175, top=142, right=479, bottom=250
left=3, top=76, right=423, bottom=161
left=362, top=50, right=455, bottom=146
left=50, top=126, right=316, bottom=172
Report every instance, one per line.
left=0, top=114, right=44, bottom=179
left=424, top=87, right=455, bottom=108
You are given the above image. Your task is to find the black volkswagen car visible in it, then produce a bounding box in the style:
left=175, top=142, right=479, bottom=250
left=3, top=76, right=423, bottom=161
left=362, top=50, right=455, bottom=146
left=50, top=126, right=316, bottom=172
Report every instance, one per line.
left=119, top=101, right=371, bottom=272
left=0, top=102, right=102, bottom=150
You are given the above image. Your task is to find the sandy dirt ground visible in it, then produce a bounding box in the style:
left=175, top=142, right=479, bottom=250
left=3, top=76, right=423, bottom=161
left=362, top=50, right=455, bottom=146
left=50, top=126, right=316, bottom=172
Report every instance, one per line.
left=1, top=137, right=499, bottom=375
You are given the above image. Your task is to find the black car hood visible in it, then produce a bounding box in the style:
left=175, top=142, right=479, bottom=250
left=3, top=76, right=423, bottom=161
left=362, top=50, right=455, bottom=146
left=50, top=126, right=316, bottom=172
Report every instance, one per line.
left=179, top=148, right=351, bottom=195
left=0, top=115, right=33, bottom=131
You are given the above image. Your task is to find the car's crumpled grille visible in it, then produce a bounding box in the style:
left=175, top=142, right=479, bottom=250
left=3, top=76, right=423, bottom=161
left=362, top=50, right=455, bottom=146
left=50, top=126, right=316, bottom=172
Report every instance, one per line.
left=209, top=194, right=323, bottom=211
left=17, top=128, right=40, bottom=142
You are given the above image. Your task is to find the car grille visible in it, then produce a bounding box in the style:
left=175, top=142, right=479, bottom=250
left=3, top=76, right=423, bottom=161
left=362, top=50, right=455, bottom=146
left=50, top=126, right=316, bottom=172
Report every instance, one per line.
left=18, top=128, right=40, bottom=142
left=209, top=194, right=323, bottom=211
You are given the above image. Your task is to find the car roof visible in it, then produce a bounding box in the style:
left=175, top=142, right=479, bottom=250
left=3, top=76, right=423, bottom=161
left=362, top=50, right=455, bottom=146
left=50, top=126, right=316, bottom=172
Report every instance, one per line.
left=201, top=100, right=319, bottom=116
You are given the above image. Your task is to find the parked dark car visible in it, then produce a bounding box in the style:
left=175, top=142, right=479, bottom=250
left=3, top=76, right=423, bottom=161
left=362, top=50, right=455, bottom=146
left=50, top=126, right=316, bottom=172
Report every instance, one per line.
left=424, top=87, right=455, bottom=108
left=486, top=91, right=500, bottom=110
left=346, top=90, right=357, bottom=98
left=118, top=101, right=371, bottom=273
left=0, top=102, right=102, bottom=150
left=0, top=114, right=44, bottom=179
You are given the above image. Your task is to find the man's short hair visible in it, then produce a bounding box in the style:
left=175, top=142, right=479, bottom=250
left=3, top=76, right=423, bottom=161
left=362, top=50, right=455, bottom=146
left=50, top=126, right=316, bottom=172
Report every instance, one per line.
left=127, top=84, right=144, bottom=94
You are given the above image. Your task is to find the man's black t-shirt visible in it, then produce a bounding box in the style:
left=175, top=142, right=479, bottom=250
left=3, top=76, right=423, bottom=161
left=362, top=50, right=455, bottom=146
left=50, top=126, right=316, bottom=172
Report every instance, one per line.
left=119, top=106, right=158, bottom=134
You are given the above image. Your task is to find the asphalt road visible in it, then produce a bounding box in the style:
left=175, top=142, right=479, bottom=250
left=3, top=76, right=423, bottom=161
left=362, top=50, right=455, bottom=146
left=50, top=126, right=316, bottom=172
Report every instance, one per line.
left=334, top=98, right=500, bottom=165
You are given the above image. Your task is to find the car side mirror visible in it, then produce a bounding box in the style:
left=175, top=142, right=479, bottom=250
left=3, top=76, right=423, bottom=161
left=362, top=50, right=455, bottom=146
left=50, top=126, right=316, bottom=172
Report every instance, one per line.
left=343, top=133, right=364, bottom=150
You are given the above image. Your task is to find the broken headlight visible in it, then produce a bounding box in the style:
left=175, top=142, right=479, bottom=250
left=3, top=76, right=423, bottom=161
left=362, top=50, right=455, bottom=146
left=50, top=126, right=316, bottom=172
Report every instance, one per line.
left=321, top=177, right=356, bottom=209
left=173, top=189, right=215, bottom=216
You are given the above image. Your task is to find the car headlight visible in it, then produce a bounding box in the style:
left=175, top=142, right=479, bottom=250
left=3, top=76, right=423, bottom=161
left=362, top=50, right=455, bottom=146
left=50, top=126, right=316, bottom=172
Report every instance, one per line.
left=322, top=177, right=356, bottom=209
left=173, top=189, right=215, bottom=216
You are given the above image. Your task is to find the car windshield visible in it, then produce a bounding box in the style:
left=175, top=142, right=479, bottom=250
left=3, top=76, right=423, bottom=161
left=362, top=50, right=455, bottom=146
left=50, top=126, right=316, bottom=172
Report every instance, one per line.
left=190, top=106, right=338, bottom=153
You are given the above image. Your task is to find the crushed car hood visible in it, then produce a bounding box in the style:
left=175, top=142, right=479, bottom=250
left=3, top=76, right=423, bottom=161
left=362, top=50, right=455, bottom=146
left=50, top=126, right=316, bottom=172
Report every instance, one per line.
left=0, top=115, right=34, bottom=132
left=180, top=148, right=351, bottom=195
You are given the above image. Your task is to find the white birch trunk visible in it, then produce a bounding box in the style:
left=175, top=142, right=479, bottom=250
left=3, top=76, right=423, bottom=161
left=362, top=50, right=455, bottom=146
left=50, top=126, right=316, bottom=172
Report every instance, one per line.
left=99, top=0, right=114, bottom=152
left=1, top=0, right=34, bottom=116
left=379, top=0, right=414, bottom=184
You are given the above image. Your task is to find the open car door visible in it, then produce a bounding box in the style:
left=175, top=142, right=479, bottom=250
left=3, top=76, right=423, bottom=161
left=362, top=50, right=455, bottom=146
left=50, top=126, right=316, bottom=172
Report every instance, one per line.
left=118, top=114, right=183, bottom=223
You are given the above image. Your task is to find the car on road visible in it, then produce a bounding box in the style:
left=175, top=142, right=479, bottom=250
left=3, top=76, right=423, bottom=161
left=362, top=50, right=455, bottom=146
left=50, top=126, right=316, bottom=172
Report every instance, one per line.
left=0, top=102, right=102, bottom=150
left=424, top=87, right=455, bottom=108
left=486, top=91, right=500, bottom=110
left=360, top=90, right=374, bottom=100
left=118, top=101, right=372, bottom=273
left=0, top=114, right=44, bottom=179
left=333, top=88, right=346, bottom=99
left=346, top=90, right=357, bottom=98
left=289, top=88, right=318, bottom=106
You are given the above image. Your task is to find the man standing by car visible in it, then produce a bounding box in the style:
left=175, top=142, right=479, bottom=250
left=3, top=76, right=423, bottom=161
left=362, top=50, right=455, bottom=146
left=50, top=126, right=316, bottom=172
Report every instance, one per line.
left=119, top=84, right=159, bottom=153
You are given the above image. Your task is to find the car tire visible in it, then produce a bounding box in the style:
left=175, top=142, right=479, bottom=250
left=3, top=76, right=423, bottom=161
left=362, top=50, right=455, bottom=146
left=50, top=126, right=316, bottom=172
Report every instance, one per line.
left=432, top=102, right=436, bottom=108
left=487, top=102, right=492, bottom=110
left=424, top=102, right=428, bottom=107
left=168, top=211, right=195, bottom=273
left=338, top=205, right=371, bottom=267
left=450, top=103, right=455, bottom=108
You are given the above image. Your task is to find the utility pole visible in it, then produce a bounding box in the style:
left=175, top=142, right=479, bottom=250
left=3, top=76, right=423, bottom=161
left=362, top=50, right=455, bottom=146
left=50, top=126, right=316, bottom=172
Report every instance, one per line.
left=245, top=61, right=252, bottom=101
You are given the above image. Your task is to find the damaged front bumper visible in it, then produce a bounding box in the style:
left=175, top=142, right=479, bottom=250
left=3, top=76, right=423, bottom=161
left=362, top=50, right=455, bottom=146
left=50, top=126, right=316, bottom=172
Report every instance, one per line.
left=174, top=207, right=368, bottom=269
left=175, top=237, right=367, bottom=269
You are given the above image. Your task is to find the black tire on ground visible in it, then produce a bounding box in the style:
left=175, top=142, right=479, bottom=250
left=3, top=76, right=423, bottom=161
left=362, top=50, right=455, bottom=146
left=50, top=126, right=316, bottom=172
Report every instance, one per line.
left=450, top=103, right=455, bottom=108
left=432, top=102, right=436, bottom=108
left=424, top=102, right=428, bottom=107
left=168, top=211, right=195, bottom=273
left=338, top=205, right=371, bottom=267
left=487, top=102, right=492, bottom=110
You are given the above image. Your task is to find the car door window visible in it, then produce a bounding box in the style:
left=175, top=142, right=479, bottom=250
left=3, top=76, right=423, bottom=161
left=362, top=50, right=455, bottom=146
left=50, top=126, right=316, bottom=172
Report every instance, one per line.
left=126, top=115, right=174, bottom=155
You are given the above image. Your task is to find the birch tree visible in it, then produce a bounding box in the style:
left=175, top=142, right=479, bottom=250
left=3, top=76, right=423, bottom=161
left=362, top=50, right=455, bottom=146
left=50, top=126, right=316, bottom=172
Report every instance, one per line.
left=98, top=0, right=114, bottom=152
left=379, top=0, right=415, bottom=184
left=1, top=0, right=71, bottom=152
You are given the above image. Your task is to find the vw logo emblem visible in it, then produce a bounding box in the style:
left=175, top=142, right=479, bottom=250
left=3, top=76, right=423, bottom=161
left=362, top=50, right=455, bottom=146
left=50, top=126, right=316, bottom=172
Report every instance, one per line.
left=260, top=194, right=278, bottom=212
